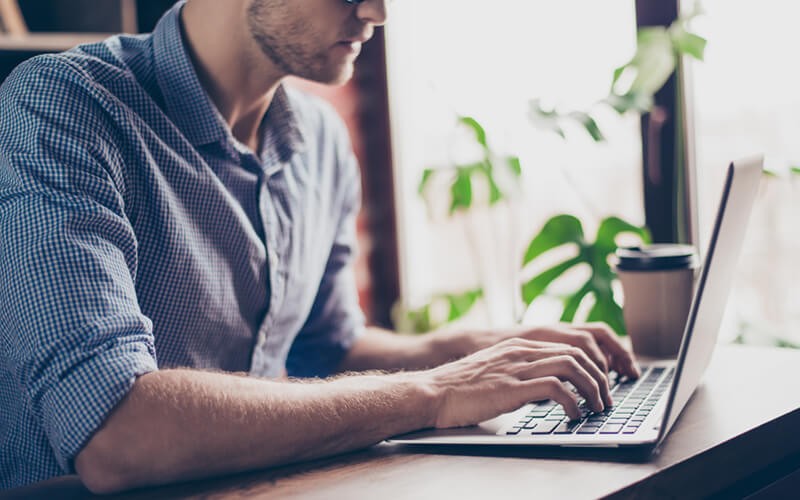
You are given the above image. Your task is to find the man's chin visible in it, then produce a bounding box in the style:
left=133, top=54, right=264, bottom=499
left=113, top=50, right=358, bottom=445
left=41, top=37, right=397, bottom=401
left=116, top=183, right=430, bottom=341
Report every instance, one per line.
left=302, top=64, right=355, bottom=87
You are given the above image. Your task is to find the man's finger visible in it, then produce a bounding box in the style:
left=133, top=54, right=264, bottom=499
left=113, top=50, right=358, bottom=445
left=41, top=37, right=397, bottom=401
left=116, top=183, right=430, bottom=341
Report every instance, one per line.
left=518, top=355, right=604, bottom=413
left=523, top=377, right=581, bottom=420
left=525, top=327, right=609, bottom=375
left=575, top=323, right=640, bottom=378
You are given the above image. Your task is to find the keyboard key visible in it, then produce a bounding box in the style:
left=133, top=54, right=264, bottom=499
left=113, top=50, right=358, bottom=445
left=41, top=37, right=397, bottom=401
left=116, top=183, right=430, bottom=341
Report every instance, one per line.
left=506, top=428, right=522, bottom=435
left=623, top=427, right=639, bottom=434
left=577, top=427, right=599, bottom=434
left=531, top=420, right=562, bottom=434
left=553, top=421, right=580, bottom=434
left=523, top=420, right=539, bottom=429
left=600, top=423, right=624, bottom=434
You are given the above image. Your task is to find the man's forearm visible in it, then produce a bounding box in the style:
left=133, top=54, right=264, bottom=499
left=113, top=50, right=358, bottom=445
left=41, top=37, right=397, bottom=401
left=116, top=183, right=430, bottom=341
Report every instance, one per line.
left=75, top=369, right=436, bottom=494
left=337, top=327, right=481, bottom=373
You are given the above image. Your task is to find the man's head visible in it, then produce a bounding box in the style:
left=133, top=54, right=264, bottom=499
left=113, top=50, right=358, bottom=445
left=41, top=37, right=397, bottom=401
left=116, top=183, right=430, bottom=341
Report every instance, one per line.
left=246, top=0, right=388, bottom=85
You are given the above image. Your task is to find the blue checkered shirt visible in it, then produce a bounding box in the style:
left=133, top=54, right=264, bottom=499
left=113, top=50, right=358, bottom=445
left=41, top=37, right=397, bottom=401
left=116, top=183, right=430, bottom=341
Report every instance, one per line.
left=0, top=2, right=365, bottom=489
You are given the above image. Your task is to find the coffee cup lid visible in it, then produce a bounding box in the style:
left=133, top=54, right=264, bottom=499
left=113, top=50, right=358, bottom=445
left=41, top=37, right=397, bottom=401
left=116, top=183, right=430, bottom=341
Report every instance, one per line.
left=615, top=244, right=698, bottom=271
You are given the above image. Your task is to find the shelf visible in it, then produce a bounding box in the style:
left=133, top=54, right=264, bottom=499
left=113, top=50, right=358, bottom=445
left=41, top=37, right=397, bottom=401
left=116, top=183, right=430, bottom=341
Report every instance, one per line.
left=0, top=32, right=112, bottom=52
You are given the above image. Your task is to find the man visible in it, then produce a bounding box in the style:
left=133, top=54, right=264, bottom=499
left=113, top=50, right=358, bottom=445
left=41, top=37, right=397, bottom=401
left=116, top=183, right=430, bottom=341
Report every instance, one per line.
left=0, top=0, right=639, bottom=493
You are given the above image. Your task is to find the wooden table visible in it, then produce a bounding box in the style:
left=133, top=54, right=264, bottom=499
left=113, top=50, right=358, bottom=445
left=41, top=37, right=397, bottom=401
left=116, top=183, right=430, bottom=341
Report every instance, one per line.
left=5, top=345, right=800, bottom=499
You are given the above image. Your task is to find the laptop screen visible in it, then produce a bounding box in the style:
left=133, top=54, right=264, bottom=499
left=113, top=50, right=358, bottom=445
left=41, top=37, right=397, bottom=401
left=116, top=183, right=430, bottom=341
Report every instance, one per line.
left=658, top=157, right=763, bottom=442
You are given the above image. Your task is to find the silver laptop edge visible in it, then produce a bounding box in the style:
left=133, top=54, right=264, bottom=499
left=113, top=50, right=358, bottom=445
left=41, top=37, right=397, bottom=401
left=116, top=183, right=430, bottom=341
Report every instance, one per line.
left=389, top=156, right=764, bottom=450
left=656, top=156, right=763, bottom=445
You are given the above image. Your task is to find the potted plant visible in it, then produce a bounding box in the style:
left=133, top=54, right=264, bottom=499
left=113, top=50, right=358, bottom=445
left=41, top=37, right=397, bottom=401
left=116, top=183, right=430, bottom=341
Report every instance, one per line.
left=395, top=10, right=706, bottom=336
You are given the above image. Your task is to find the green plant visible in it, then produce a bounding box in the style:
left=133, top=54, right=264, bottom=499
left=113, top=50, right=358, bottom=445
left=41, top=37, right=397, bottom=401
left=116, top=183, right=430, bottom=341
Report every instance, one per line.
left=418, top=117, right=522, bottom=214
left=397, top=9, right=706, bottom=335
left=393, top=117, right=522, bottom=333
left=520, top=216, right=651, bottom=335
left=520, top=11, right=705, bottom=334
left=529, top=8, right=707, bottom=142
left=392, top=289, right=483, bottom=334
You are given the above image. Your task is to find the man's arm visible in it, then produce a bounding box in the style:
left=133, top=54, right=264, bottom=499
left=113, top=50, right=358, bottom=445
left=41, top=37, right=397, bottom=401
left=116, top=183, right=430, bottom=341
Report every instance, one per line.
left=336, top=327, right=449, bottom=372
left=339, top=323, right=640, bottom=378
left=74, top=369, right=434, bottom=493
left=76, top=337, right=610, bottom=494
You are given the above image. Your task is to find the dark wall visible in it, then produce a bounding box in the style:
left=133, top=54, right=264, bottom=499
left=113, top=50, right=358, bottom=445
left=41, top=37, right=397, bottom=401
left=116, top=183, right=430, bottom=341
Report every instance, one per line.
left=1, top=1, right=176, bottom=82
left=16, top=0, right=175, bottom=32
left=137, top=0, right=178, bottom=32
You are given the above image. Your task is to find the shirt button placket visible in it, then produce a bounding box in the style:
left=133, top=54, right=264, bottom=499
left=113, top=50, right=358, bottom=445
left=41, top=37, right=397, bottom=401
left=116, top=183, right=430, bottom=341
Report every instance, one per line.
left=251, top=173, right=285, bottom=376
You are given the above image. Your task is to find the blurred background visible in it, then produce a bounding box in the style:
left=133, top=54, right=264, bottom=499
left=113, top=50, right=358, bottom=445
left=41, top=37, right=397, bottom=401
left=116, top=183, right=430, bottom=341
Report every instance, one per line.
left=1, top=0, right=796, bottom=347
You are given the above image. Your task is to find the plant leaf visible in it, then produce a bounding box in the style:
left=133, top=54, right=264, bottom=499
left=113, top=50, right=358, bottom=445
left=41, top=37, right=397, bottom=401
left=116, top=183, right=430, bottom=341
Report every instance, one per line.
left=626, top=27, right=676, bottom=97
left=560, top=282, right=592, bottom=322
left=418, top=168, right=435, bottom=195
left=595, top=217, right=651, bottom=253
left=670, top=25, right=707, bottom=61
left=529, top=99, right=567, bottom=139
left=611, top=65, right=626, bottom=88
left=520, top=214, right=646, bottom=336
left=399, top=304, right=432, bottom=334
left=603, top=92, right=654, bottom=114
left=395, top=288, right=483, bottom=333
left=522, top=215, right=585, bottom=266
left=762, top=169, right=779, bottom=178
left=476, top=161, right=504, bottom=205
left=587, top=293, right=626, bottom=335
left=488, top=172, right=504, bottom=205
left=449, top=168, right=473, bottom=214
left=459, top=116, right=488, bottom=149
left=569, top=111, right=606, bottom=142
left=776, top=338, right=800, bottom=349
left=790, top=166, right=800, bottom=176
left=506, top=156, right=522, bottom=177
left=521, top=256, right=583, bottom=305
left=446, top=288, right=484, bottom=322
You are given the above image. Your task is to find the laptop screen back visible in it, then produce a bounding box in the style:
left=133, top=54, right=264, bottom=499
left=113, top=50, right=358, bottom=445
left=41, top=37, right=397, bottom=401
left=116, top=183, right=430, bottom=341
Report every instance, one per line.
left=658, top=157, right=763, bottom=442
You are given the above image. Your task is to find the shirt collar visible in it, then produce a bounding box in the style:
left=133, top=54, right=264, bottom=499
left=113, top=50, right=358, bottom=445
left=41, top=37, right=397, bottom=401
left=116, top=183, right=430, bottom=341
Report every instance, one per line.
left=151, top=1, right=305, bottom=162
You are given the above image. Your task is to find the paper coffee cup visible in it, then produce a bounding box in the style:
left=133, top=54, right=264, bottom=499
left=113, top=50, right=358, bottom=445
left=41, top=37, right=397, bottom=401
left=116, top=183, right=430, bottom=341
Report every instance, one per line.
left=615, top=245, right=699, bottom=358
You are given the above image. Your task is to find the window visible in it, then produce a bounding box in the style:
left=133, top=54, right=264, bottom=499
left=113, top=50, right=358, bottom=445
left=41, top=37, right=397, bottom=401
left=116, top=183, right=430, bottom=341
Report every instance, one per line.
left=384, top=1, right=643, bottom=327
left=691, top=0, right=800, bottom=345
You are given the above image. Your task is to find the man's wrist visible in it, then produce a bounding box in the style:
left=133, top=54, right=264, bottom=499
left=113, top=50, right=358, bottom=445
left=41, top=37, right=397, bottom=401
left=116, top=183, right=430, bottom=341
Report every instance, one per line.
left=335, top=370, right=441, bottom=431
left=395, top=370, right=442, bottom=429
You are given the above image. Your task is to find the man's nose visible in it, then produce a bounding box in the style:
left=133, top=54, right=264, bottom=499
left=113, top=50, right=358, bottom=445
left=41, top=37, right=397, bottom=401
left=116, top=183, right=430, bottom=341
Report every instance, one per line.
left=356, top=0, right=389, bottom=26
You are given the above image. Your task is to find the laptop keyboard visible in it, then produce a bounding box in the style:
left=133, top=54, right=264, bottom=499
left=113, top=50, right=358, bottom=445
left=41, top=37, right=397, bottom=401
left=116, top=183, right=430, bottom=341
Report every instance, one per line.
left=505, top=366, right=675, bottom=436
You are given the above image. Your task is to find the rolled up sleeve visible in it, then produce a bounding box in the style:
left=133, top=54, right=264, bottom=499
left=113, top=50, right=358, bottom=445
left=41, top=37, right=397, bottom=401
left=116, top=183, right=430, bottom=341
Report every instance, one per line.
left=0, top=57, right=158, bottom=473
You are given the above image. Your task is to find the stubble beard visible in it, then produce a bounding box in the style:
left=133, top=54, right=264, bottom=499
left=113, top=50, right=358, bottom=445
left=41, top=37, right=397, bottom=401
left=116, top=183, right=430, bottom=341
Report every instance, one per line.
left=246, top=0, right=352, bottom=85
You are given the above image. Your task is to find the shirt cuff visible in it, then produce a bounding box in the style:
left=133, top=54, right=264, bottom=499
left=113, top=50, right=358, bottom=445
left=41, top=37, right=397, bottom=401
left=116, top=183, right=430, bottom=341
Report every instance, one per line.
left=39, top=341, right=158, bottom=473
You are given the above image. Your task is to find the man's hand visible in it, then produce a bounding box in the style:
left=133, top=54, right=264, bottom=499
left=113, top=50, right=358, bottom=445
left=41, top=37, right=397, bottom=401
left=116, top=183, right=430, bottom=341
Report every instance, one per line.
left=416, top=337, right=614, bottom=428
left=430, top=322, right=640, bottom=380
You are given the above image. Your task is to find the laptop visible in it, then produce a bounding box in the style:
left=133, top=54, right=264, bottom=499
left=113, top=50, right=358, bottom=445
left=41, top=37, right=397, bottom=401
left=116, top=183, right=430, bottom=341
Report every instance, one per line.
left=389, top=156, right=763, bottom=451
